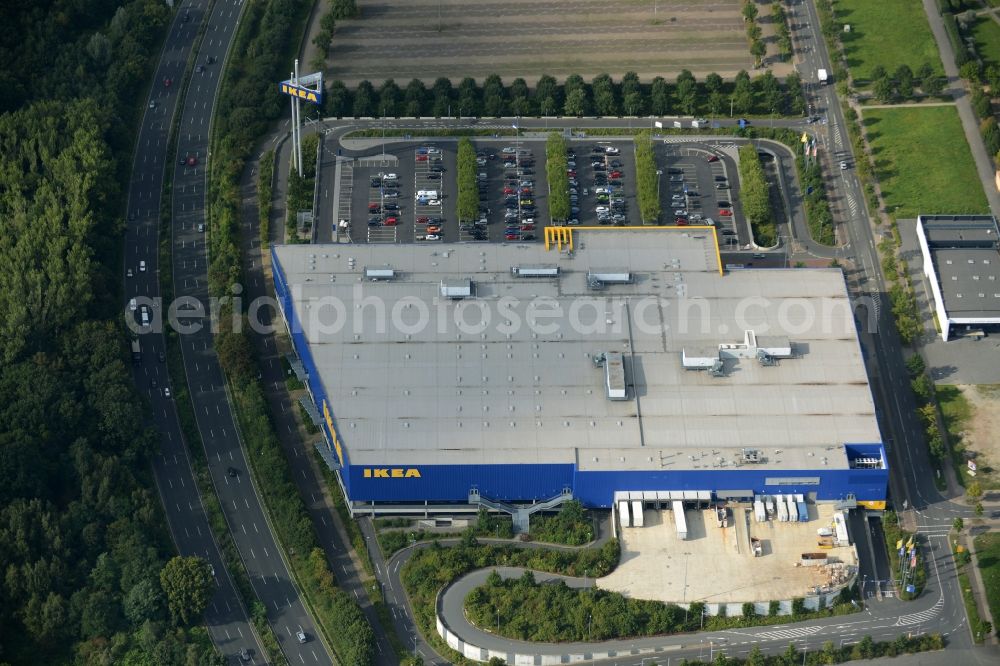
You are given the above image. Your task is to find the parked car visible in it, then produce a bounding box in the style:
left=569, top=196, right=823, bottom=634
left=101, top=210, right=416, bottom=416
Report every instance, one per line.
left=707, top=155, right=720, bottom=162
left=718, top=209, right=733, bottom=216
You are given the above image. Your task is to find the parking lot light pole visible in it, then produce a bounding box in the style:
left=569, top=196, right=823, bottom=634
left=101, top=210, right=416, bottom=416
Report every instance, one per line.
left=514, top=118, right=521, bottom=231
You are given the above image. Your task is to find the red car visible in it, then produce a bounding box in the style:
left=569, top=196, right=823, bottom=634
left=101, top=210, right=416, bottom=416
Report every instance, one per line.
left=520, top=224, right=535, bottom=231
left=163, top=77, right=172, bottom=87
left=718, top=209, right=733, bottom=217
left=609, top=170, right=622, bottom=178
left=368, top=203, right=380, bottom=212
left=383, top=217, right=399, bottom=226
left=416, top=154, right=428, bottom=162
left=707, top=155, right=720, bottom=162
left=566, top=170, right=576, bottom=177
left=505, top=233, right=518, bottom=240
left=186, top=156, right=198, bottom=166
left=503, top=187, right=515, bottom=195
left=416, top=216, right=430, bottom=224
left=674, top=217, right=688, bottom=226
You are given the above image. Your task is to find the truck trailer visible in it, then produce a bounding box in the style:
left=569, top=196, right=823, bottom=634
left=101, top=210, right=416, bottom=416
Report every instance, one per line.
left=631, top=500, right=644, bottom=527
left=618, top=500, right=631, bottom=528
left=818, top=68, right=829, bottom=84
left=672, top=500, right=688, bottom=540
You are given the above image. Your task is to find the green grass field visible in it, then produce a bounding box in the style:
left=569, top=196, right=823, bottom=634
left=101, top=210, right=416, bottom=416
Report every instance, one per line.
left=972, top=17, right=1000, bottom=69
left=837, top=0, right=944, bottom=82
left=974, top=532, right=1000, bottom=639
left=863, top=106, right=988, bottom=218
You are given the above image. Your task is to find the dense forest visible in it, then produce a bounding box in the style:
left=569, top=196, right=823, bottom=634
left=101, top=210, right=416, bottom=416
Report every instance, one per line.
left=0, top=1, right=223, bottom=664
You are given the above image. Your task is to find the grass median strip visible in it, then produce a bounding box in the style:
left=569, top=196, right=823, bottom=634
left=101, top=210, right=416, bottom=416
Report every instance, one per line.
left=546, top=132, right=570, bottom=222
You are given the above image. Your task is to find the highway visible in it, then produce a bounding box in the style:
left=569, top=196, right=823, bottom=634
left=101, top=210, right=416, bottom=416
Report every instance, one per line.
left=124, top=1, right=265, bottom=663
left=126, top=1, right=332, bottom=664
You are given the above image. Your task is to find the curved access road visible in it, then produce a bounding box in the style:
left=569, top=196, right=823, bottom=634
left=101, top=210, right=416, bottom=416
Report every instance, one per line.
left=383, top=528, right=981, bottom=665
left=125, top=1, right=265, bottom=663
left=166, top=0, right=333, bottom=664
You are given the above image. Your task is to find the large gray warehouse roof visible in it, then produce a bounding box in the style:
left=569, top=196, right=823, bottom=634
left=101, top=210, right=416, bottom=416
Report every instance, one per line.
left=274, top=231, right=881, bottom=472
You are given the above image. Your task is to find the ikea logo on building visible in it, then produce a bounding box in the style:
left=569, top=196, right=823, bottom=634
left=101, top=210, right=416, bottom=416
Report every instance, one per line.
left=280, top=82, right=322, bottom=104
left=363, top=468, right=422, bottom=479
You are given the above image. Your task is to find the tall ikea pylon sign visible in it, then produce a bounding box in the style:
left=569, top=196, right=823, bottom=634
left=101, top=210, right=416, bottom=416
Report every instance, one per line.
left=279, top=60, right=323, bottom=176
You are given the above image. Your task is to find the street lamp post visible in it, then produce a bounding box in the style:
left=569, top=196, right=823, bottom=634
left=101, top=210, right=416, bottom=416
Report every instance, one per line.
left=588, top=613, right=592, bottom=641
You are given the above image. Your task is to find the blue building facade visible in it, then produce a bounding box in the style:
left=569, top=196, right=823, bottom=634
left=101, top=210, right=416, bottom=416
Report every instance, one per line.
left=273, top=248, right=888, bottom=510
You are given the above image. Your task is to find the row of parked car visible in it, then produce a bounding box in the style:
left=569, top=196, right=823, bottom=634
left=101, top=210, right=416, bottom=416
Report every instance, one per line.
left=368, top=173, right=402, bottom=227
left=499, top=147, right=538, bottom=241
left=415, top=147, right=445, bottom=240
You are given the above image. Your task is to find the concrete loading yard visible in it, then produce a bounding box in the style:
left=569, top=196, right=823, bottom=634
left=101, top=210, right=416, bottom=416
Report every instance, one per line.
left=600, top=503, right=857, bottom=605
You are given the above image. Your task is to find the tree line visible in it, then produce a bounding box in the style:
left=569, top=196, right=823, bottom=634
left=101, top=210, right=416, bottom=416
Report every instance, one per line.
left=456, top=137, right=479, bottom=222
left=322, top=70, right=807, bottom=120
left=545, top=133, right=571, bottom=222
left=737, top=144, right=777, bottom=246
left=634, top=131, right=662, bottom=224
left=0, top=0, right=229, bottom=663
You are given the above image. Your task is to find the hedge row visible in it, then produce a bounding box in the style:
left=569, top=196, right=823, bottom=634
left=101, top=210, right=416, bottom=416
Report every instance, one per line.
left=545, top=133, right=571, bottom=222
left=634, top=131, right=661, bottom=224
left=456, top=137, right=478, bottom=222
left=797, top=159, right=835, bottom=245
left=737, top=144, right=777, bottom=246
left=257, top=149, right=274, bottom=247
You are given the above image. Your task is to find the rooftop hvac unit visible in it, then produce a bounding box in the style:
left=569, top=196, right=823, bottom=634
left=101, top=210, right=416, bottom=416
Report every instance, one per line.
left=587, top=271, right=633, bottom=285
left=603, top=351, right=627, bottom=401
left=741, top=448, right=761, bottom=463
left=511, top=265, right=560, bottom=278
left=364, top=267, right=396, bottom=281
left=440, top=279, right=473, bottom=299
left=709, top=358, right=725, bottom=377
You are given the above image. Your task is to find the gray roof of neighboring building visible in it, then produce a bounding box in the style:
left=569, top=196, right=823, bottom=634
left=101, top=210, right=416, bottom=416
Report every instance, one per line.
left=273, top=232, right=881, bottom=472
left=918, top=215, right=1000, bottom=319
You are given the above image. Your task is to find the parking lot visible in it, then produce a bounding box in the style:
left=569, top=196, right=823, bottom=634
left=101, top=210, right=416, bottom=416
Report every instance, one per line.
left=342, top=137, right=748, bottom=245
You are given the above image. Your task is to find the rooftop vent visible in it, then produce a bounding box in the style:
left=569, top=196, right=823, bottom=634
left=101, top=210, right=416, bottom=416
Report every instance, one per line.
left=511, top=265, right=560, bottom=278
left=741, top=448, right=762, bottom=463
left=587, top=271, right=633, bottom=290
left=440, top=279, right=473, bottom=299
left=364, top=267, right=396, bottom=281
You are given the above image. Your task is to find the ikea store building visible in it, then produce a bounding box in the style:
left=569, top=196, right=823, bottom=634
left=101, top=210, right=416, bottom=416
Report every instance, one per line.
left=271, top=230, right=887, bottom=516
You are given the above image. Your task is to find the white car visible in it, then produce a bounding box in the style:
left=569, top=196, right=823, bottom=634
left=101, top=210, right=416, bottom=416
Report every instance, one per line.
left=595, top=206, right=609, bottom=213
left=382, top=173, right=398, bottom=181
left=129, top=298, right=137, bottom=311
left=126, top=268, right=133, bottom=278
left=163, top=387, right=171, bottom=398
left=296, top=627, right=307, bottom=644
left=148, top=100, right=156, bottom=109
left=424, top=234, right=441, bottom=241
left=501, top=147, right=517, bottom=154
left=428, top=199, right=440, bottom=206
left=604, top=146, right=620, bottom=155
left=672, top=194, right=685, bottom=200
left=674, top=209, right=687, bottom=216
left=840, top=161, right=849, bottom=170
left=139, top=260, right=146, bottom=272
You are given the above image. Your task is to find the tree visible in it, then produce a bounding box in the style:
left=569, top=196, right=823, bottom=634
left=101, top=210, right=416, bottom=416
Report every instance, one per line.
left=731, top=70, right=754, bottom=114
left=488, top=658, right=507, bottom=666
left=404, top=78, right=427, bottom=116
left=564, top=88, right=587, bottom=116
left=742, top=1, right=758, bottom=21
left=750, top=39, right=767, bottom=66
left=124, top=578, right=165, bottom=625
left=535, top=74, right=560, bottom=113
left=953, top=517, right=964, bottom=533
left=482, top=73, right=506, bottom=117
left=747, top=645, right=766, bottom=666
left=159, top=556, right=214, bottom=626
left=960, top=60, right=982, bottom=83
left=324, top=79, right=351, bottom=117
left=786, top=72, right=806, bottom=115
left=378, top=78, right=400, bottom=116
left=905, top=354, right=926, bottom=376
left=352, top=79, right=375, bottom=117
left=874, top=76, right=895, bottom=104
left=592, top=73, right=618, bottom=115
left=967, top=480, right=983, bottom=501
left=650, top=77, right=670, bottom=115
left=870, top=64, right=887, bottom=81
left=705, top=72, right=723, bottom=94
left=676, top=70, right=698, bottom=115
left=457, top=76, right=480, bottom=116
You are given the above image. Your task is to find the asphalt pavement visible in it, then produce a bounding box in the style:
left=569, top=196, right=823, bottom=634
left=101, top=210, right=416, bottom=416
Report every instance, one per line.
left=124, top=1, right=267, bottom=664
left=164, top=0, right=333, bottom=663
